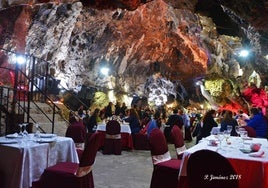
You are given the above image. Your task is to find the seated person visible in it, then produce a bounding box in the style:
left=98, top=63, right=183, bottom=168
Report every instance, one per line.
left=124, top=108, right=141, bottom=134
left=147, top=111, right=162, bottom=137
left=244, top=107, right=268, bottom=138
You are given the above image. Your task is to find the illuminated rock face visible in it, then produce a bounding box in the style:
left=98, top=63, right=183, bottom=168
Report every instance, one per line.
left=0, top=0, right=267, bottom=110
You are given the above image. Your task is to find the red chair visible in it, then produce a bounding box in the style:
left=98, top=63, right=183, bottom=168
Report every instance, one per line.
left=102, top=120, right=122, bottom=155
left=132, top=133, right=150, bottom=150
left=65, top=120, right=87, bottom=161
left=240, top=125, right=256, bottom=137
left=171, top=125, right=186, bottom=159
left=32, top=132, right=102, bottom=188
left=187, top=149, right=239, bottom=188
left=149, top=128, right=181, bottom=188
left=65, top=121, right=87, bottom=143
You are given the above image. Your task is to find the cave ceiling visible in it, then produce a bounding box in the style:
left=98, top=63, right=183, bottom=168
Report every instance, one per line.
left=0, top=0, right=268, bottom=109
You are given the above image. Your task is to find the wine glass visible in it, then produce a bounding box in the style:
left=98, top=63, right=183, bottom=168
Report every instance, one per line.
left=18, top=124, right=23, bottom=135
left=22, top=123, right=28, bottom=136
left=35, top=123, right=40, bottom=137
left=223, top=130, right=230, bottom=143
left=240, top=130, right=248, bottom=146
left=217, top=131, right=225, bottom=153
left=235, top=126, right=245, bottom=137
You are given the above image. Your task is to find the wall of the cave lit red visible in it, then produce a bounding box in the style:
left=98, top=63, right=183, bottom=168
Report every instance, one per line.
left=242, top=86, right=268, bottom=115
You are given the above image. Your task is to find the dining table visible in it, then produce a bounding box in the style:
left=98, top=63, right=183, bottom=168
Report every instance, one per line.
left=0, top=133, right=79, bottom=188
left=179, top=135, right=268, bottom=188
left=96, top=122, right=134, bottom=150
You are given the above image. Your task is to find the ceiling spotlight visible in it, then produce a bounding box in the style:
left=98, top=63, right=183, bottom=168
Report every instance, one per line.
left=100, top=67, right=109, bottom=76
left=239, top=49, right=249, bottom=57
left=16, top=55, right=26, bottom=64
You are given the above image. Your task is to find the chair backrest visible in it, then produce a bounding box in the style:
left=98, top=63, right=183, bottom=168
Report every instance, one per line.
left=106, top=120, right=121, bottom=135
left=187, top=149, right=239, bottom=188
left=171, top=125, right=184, bottom=148
left=79, top=132, right=101, bottom=167
left=240, top=125, right=256, bottom=137
left=65, top=122, right=86, bottom=143
left=171, top=125, right=186, bottom=158
left=149, top=128, right=168, bottom=156
left=148, top=128, right=171, bottom=164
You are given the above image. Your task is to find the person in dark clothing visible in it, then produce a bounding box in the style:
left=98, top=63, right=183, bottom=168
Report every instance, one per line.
left=114, top=102, right=122, bottom=116
left=85, top=108, right=100, bottom=133
left=220, top=110, right=238, bottom=136
left=164, top=108, right=183, bottom=143
left=196, top=109, right=218, bottom=143
left=124, top=108, right=141, bottom=134
left=77, top=105, right=85, bottom=118
left=104, top=102, right=114, bottom=118
left=120, top=102, right=127, bottom=117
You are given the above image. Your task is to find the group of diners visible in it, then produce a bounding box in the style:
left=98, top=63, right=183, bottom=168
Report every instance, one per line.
left=193, top=107, right=268, bottom=144
left=68, top=100, right=268, bottom=147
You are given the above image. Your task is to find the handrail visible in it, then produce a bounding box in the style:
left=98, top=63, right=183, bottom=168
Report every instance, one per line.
left=0, top=47, right=91, bottom=135
left=0, top=48, right=90, bottom=109
left=0, top=49, right=64, bottom=133
left=44, top=73, right=90, bottom=110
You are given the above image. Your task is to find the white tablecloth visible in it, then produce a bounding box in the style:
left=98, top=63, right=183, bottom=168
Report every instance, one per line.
left=179, top=135, right=268, bottom=188
left=0, top=134, right=79, bottom=188
left=96, top=123, right=131, bottom=134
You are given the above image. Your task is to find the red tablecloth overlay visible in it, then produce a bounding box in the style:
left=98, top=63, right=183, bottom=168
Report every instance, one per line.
left=97, top=131, right=133, bottom=150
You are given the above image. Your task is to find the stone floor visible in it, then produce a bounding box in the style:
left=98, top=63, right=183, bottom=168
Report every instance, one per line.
left=93, top=139, right=196, bottom=188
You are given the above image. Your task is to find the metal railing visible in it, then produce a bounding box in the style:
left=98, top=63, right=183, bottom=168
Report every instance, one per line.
left=0, top=49, right=69, bottom=134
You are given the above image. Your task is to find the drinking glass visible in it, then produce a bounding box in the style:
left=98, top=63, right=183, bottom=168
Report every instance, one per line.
left=240, top=130, right=248, bottom=144
left=35, top=123, right=40, bottom=137
left=22, top=123, right=28, bottom=136
left=235, top=127, right=245, bottom=137
left=223, top=130, right=230, bottom=142
left=18, top=124, right=23, bottom=135
left=217, top=132, right=225, bottom=153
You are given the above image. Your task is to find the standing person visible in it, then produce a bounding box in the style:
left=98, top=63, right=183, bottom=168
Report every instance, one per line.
left=220, top=110, right=238, bottom=136
left=85, top=108, right=100, bottom=133
left=120, top=102, right=127, bottom=117
left=104, top=102, right=114, bottom=118
left=164, top=108, right=183, bottom=143
left=179, top=109, right=192, bottom=142
left=197, top=109, right=218, bottom=143
left=124, top=108, right=141, bottom=134
left=114, top=102, right=122, bottom=116
left=244, top=107, right=268, bottom=138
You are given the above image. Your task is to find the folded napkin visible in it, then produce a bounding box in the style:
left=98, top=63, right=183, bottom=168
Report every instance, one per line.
left=249, top=150, right=265, bottom=157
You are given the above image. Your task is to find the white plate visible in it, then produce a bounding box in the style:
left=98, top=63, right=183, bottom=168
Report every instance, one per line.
left=39, top=134, right=57, bottom=138
left=0, top=140, right=18, bottom=144
left=36, top=138, right=57, bottom=143
left=5, top=133, right=23, bottom=139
